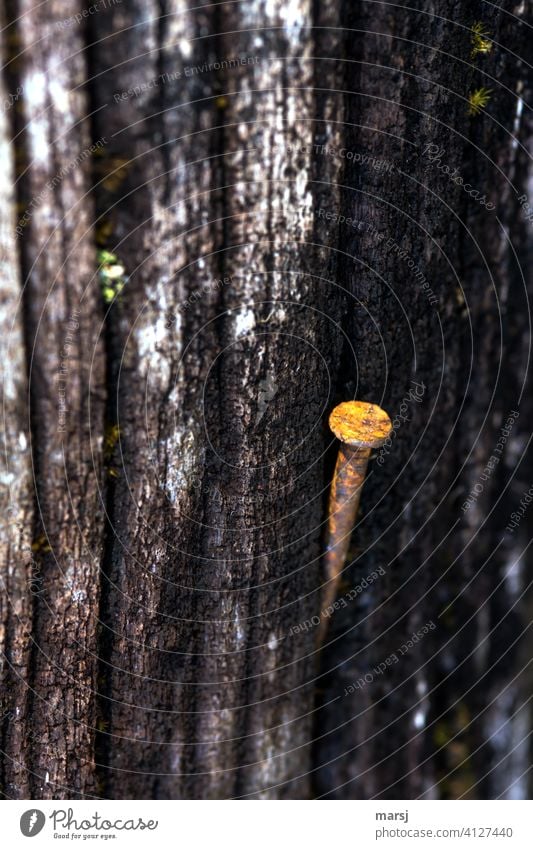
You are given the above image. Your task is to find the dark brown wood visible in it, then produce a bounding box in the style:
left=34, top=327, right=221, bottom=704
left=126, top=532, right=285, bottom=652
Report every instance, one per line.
left=1, top=0, right=106, bottom=799
left=0, top=0, right=531, bottom=800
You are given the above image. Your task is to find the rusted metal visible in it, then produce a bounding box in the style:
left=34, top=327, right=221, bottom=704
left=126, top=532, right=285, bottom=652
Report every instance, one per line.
left=318, top=401, right=392, bottom=645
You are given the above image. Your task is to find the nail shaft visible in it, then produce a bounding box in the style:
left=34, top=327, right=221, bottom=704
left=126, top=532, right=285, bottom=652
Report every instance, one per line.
left=318, top=401, right=392, bottom=645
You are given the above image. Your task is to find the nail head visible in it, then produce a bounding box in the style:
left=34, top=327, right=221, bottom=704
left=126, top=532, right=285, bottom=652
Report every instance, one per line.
left=329, top=401, right=392, bottom=449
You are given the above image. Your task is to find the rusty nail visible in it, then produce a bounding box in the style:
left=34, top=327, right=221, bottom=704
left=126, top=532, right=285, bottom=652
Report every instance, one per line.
left=318, top=400, right=392, bottom=646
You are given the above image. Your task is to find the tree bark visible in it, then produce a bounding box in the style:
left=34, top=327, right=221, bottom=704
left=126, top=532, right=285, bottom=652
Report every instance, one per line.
left=0, top=0, right=531, bottom=800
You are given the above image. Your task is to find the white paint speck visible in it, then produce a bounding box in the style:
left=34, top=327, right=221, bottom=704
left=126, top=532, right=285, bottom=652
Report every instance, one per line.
left=179, top=39, right=192, bottom=59
left=505, top=553, right=522, bottom=597
left=28, top=117, right=50, bottom=166
left=161, top=429, right=201, bottom=505
left=416, top=678, right=428, bottom=697
left=25, top=72, right=46, bottom=107
left=136, top=317, right=169, bottom=373
left=234, top=307, right=255, bottom=337
left=23, top=72, right=51, bottom=166
left=49, top=80, right=70, bottom=115
left=413, top=710, right=426, bottom=729
left=265, top=0, right=305, bottom=47
left=234, top=608, right=245, bottom=644
left=267, top=633, right=278, bottom=651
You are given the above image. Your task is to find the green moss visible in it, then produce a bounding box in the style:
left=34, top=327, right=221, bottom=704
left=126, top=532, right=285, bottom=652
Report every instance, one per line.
left=470, top=22, right=493, bottom=58
left=104, top=423, right=120, bottom=458
left=31, top=533, right=51, bottom=553
left=96, top=218, right=113, bottom=246
left=434, top=706, right=476, bottom=798
left=467, top=87, right=492, bottom=116
left=98, top=249, right=128, bottom=304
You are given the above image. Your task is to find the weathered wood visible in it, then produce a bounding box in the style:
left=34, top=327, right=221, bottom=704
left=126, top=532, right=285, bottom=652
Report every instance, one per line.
left=0, top=9, right=33, bottom=798
left=313, top=0, right=531, bottom=799
left=2, top=0, right=106, bottom=798
left=0, top=0, right=531, bottom=801
left=88, top=0, right=348, bottom=800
